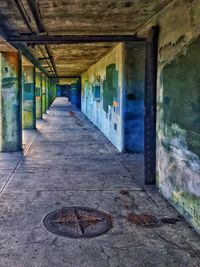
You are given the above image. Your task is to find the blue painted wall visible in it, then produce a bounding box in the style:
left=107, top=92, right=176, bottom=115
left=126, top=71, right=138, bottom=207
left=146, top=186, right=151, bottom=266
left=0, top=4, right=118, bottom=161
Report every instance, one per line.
left=124, top=43, right=145, bottom=152
left=56, top=85, right=61, bottom=97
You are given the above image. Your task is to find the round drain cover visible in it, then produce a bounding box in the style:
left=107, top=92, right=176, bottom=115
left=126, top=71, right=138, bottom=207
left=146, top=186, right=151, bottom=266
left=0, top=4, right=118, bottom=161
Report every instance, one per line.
left=43, top=206, right=112, bottom=238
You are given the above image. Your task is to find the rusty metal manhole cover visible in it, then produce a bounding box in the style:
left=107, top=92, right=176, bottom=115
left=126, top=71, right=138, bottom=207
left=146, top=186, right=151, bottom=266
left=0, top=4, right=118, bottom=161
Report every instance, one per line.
left=43, top=206, right=112, bottom=238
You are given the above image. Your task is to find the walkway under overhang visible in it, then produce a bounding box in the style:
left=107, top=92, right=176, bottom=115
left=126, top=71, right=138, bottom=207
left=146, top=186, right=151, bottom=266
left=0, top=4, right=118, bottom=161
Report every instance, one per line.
left=0, top=97, right=199, bottom=266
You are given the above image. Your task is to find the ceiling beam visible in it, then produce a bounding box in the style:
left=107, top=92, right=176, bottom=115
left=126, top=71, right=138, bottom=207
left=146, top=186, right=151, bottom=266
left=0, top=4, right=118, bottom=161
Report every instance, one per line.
left=7, top=35, right=145, bottom=44
left=13, top=0, right=33, bottom=33
left=38, top=57, right=52, bottom=60
left=26, top=0, right=45, bottom=33
left=11, top=0, right=50, bottom=76
left=13, top=0, right=58, bottom=79
left=49, top=76, right=81, bottom=79
left=45, top=45, right=58, bottom=77
left=26, top=0, right=58, bottom=79
left=16, top=43, right=49, bottom=76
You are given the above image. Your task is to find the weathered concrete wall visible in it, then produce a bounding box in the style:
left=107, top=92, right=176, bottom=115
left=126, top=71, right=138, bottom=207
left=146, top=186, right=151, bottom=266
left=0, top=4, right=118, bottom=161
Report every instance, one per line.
left=42, top=74, right=46, bottom=114
left=36, top=71, right=42, bottom=119
left=124, top=42, right=145, bottom=152
left=81, top=44, right=125, bottom=151
left=46, top=77, right=49, bottom=110
left=22, top=65, right=36, bottom=129
left=0, top=52, right=22, bottom=151
left=138, top=0, right=200, bottom=233
left=49, top=80, right=57, bottom=105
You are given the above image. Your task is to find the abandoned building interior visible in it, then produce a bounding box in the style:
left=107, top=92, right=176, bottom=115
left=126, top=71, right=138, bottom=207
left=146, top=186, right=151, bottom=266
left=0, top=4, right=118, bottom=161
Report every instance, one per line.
left=0, top=0, right=199, bottom=266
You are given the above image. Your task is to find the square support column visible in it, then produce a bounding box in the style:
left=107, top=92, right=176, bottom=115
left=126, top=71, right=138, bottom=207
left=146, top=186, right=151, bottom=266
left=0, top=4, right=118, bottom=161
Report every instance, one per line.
left=48, top=79, right=52, bottom=107
left=45, top=77, right=49, bottom=110
left=51, top=81, right=56, bottom=103
left=22, top=65, right=36, bottom=129
left=36, top=71, right=42, bottom=119
left=0, top=51, right=22, bottom=152
left=42, top=74, right=46, bottom=114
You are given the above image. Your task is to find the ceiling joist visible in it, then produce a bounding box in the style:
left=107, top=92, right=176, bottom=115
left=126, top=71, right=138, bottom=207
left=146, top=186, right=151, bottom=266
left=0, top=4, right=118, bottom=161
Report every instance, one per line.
left=7, top=35, right=145, bottom=44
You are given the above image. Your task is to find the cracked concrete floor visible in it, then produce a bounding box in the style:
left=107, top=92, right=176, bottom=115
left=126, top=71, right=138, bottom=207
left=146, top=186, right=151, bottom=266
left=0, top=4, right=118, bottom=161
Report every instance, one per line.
left=0, top=97, right=199, bottom=267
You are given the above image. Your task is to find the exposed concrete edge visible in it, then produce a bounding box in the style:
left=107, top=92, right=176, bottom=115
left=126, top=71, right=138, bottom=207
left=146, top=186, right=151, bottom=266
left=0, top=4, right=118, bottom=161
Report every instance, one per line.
left=135, top=0, right=178, bottom=36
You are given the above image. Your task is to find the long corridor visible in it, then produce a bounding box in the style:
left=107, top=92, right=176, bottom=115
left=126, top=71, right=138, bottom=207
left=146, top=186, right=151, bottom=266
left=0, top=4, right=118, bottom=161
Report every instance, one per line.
left=0, top=98, right=199, bottom=267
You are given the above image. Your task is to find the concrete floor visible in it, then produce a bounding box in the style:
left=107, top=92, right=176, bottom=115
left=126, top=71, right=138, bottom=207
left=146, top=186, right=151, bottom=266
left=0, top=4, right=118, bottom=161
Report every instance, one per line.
left=0, top=97, right=199, bottom=267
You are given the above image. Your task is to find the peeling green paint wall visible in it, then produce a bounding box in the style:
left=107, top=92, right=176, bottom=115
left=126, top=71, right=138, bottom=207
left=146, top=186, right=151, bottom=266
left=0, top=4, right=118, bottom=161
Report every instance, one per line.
left=163, top=40, right=200, bottom=157
left=137, top=0, right=200, bottom=233
left=158, top=39, right=200, bottom=232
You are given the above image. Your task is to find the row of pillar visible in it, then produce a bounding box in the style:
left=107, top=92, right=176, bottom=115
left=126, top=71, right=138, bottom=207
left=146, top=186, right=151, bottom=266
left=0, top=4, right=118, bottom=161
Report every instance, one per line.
left=0, top=51, right=57, bottom=152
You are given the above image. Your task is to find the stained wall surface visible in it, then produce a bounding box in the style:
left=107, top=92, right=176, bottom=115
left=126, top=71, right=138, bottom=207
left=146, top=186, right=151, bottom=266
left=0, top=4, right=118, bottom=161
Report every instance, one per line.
left=36, top=72, right=42, bottom=119
left=138, top=0, right=200, bottom=233
left=0, top=52, right=21, bottom=151
left=81, top=44, right=124, bottom=151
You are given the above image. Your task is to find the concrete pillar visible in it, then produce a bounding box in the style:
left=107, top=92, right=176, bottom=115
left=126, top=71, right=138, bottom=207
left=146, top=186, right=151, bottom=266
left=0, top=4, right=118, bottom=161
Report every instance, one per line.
left=22, top=65, right=36, bottom=129
left=0, top=51, right=22, bottom=152
left=42, top=74, right=46, bottom=114
left=46, top=77, right=49, bottom=109
left=49, top=80, right=56, bottom=105
left=48, top=80, right=52, bottom=106
left=35, top=71, right=42, bottom=119
left=54, top=83, right=56, bottom=100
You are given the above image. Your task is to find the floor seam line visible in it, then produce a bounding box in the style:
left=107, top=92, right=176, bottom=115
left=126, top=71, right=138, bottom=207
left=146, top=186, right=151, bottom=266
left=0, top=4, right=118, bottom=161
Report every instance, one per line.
left=0, top=131, right=39, bottom=196
left=4, top=189, right=145, bottom=192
